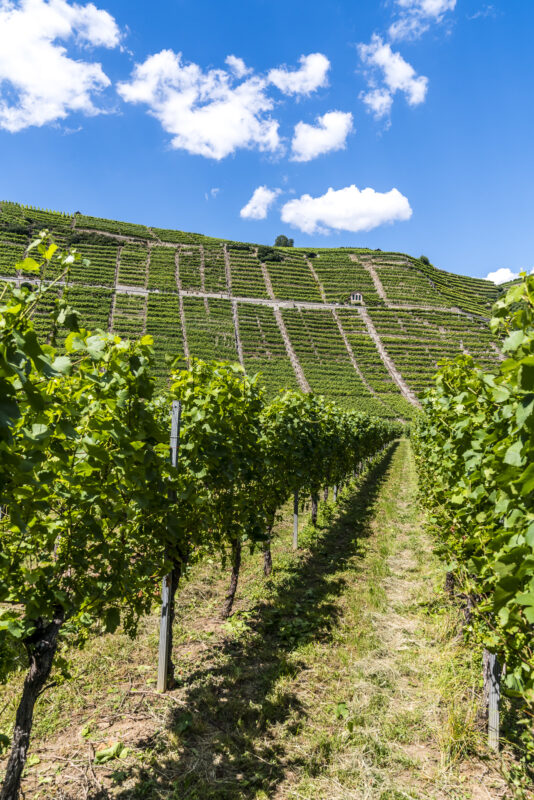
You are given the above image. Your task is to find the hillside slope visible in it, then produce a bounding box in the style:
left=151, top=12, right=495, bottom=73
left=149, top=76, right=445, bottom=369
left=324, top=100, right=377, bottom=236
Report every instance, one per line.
left=0, top=201, right=502, bottom=417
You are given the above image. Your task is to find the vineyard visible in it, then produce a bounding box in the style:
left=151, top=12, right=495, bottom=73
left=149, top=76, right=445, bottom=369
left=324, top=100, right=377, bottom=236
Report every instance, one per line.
left=413, top=274, right=534, bottom=766
left=0, top=201, right=504, bottom=420
left=0, top=220, right=533, bottom=799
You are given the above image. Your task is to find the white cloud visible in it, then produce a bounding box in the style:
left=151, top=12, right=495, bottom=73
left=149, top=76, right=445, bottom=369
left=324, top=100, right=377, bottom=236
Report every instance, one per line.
left=268, top=53, right=330, bottom=96
left=240, top=186, right=281, bottom=220
left=389, top=0, right=456, bottom=40
left=485, top=267, right=533, bottom=285
left=468, top=4, right=496, bottom=20
left=225, top=55, right=251, bottom=78
left=358, top=88, right=392, bottom=120
left=118, top=50, right=332, bottom=160
left=0, top=0, right=120, bottom=132
left=291, top=111, right=353, bottom=162
left=280, top=184, right=412, bottom=235
left=358, top=35, right=428, bottom=119
left=118, top=50, right=281, bottom=160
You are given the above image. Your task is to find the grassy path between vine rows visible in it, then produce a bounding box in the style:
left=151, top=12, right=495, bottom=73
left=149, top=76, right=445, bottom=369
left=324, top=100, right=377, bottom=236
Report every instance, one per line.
left=1, top=439, right=521, bottom=799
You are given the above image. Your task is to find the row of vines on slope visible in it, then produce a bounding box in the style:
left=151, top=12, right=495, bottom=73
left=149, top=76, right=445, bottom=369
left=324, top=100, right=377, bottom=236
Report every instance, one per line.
left=413, top=274, right=534, bottom=761
left=0, top=234, right=400, bottom=799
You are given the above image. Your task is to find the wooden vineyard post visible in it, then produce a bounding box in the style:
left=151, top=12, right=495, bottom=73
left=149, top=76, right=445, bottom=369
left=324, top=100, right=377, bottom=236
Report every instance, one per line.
left=483, top=649, right=501, bottom=751
left=157, top=400, right=181, bottom=694
left=293, top=491, right=299, bottom=550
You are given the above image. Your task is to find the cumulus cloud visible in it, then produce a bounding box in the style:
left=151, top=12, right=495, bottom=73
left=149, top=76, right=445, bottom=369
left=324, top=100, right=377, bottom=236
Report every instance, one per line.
left=118, top=50, right=332, bottom=160
left=118, top=50, right=281, bottom=160
left=486, top=267, right=533, bottom=285
left=225, top=55, right=251, bottom=78
left=389, top=0, right=456, bottom=40
left=268, top=53, right=330, bottom=96
left=280, top=184, right=412, bottom=235
left=358, top=35, right=428, bottom=119
left=240, top=186, right=281, bottom=220
left=0, top=0, right=120, bottom=132
left=291, top=111, right=353, bottom=162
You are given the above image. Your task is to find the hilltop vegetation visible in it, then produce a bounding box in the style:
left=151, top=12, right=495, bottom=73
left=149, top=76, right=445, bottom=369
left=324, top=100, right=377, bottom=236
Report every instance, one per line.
left=0, top=200, right=503, bottom=417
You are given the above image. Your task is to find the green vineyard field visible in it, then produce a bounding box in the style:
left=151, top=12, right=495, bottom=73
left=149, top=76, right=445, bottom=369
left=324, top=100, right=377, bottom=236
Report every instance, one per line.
left=0, top=200, right=503, bottom=417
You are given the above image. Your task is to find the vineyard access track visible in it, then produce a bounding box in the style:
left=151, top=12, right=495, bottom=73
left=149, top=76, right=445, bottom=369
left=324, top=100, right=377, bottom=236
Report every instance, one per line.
left=360, top=307, right=421, bottom=408
left=332, top=309, right=380, bottom=399
left=3, top=275, right=485, bottom=319
left=357, top=255, right=392, bottom=307
left=231, top=299, right=245, bottom=368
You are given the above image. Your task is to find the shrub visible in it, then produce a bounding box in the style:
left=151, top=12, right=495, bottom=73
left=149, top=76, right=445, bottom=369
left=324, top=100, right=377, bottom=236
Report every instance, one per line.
left=420, top=255, right=430, bottom=265
left=228, top=242, right=253, bottom=252
left=258, top=245, right=283, bottom=263
left=67, top=232, right=117, bottom=246
left=0, top=222, right=34, bottom=235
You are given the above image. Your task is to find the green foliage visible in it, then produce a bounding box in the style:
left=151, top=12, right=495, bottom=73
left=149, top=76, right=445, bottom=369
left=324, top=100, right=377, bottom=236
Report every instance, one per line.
left=413, top=273, right=534, bottom=749
left=166, top=360, right=266, bottom=560
left=257, top=245, right=283, bottom=263
left=274, top=235, right=294, bottom=248
left=162, top=361, right=400, bottom=565
left=0, top=232, right=400, bottom=684
left=227, top=242, right=253, bottom=252
left=66, top=231, right=117, bottom=246
left=0, top=233, right=175, bottom=669
left=419, top=255, right=430, bottom=265
left=94, top=741, right=129, bottom=764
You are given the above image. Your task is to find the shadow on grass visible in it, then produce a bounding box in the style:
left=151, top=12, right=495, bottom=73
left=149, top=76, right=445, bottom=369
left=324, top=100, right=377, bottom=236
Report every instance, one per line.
left=98, top=445, right=397, bottom=800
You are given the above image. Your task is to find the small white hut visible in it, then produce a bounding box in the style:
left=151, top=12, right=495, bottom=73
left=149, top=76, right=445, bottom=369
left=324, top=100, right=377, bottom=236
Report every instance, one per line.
left=349, top=291, right=363, bottom=304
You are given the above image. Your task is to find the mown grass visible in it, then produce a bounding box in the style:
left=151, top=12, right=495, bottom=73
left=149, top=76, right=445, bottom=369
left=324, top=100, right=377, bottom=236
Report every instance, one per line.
left=0, top=440, right=527, bottom=799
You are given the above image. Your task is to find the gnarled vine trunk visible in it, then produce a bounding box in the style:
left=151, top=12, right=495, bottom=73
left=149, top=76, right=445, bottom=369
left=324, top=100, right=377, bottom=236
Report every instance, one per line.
left=1, top=610, right=64, bottom=800
left=263, top=524, right=273, bottom=577
left=311, top=493, right=319, bottom=526
left=323, top=487, right=329, bottom=502
left=222, top=540, right=242, bottom=619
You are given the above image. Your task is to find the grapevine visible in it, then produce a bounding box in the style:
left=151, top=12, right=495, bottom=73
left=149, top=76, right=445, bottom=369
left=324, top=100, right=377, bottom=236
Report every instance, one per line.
left=0, top=236, right=400, bottom=798
left=413, top=273, right=534, bottom=758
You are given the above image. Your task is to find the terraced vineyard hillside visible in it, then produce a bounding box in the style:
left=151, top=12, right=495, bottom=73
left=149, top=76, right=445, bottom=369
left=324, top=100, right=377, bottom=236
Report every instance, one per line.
left=0, top=201, right=503, bottom=417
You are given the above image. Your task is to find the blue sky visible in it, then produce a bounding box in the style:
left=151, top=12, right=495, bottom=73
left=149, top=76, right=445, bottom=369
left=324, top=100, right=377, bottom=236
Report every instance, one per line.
left=0, top=0, right=532, bottom=282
